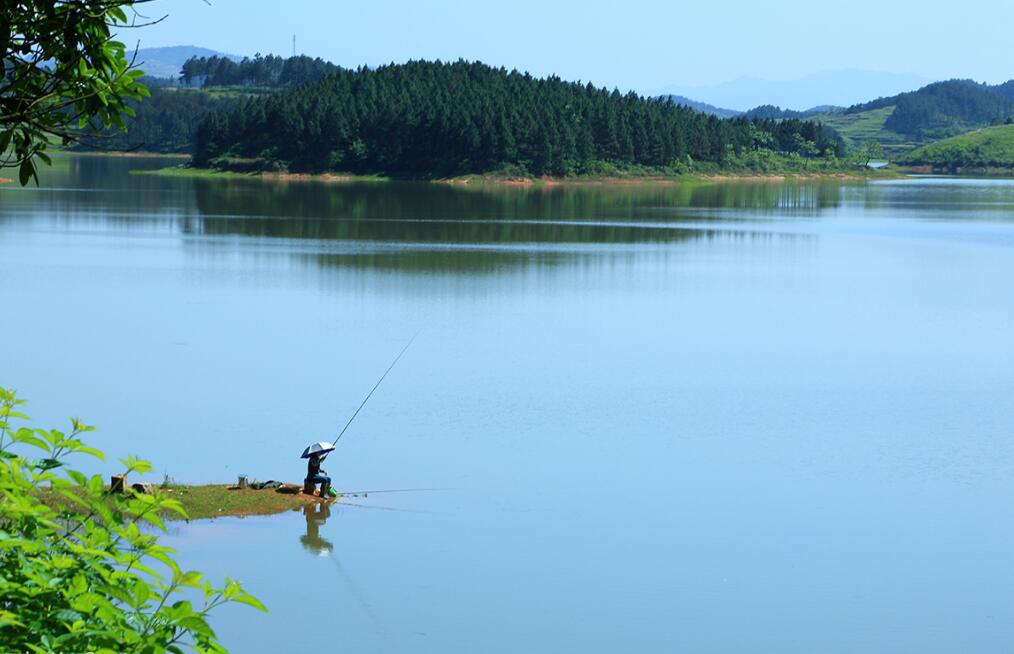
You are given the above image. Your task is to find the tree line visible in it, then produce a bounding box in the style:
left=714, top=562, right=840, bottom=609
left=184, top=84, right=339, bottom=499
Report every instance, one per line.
left=194, top=59, right=842, bottom=176
left=180, top=53, right=340, bottom=88
left=741, top=105, right=826, bottom=120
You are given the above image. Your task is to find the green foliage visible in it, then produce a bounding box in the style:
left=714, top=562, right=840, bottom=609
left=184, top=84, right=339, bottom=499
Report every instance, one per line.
left=0, top=387, right=264, bottom=653
left=848, top=139, right=885, bottom=167
left=194, top=59, right=841, bottom=177
left=74, top=89, right=239, bottom=154
left=899, top=124, right=1014, bottom=170
left=1, top=0, right=152, bottom=184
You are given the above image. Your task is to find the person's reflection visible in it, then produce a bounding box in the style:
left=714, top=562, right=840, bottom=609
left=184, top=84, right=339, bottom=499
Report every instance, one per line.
left=300, top=502, right=334, bottom=555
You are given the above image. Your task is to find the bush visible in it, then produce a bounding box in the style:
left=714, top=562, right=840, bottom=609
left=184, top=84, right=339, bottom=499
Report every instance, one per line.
left=0, top=387, right=264, bottom=653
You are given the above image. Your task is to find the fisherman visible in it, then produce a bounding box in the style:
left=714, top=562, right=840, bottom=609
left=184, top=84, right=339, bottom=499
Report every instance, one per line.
left=306, top=451, right=332, bottom=498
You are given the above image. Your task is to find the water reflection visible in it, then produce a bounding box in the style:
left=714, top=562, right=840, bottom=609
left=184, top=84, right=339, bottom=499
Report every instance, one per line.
left=183, top=174, right=830, bottom=275
left=3, top=155, right=840, bottom=273
left=190, top=176, right=845, bottom=225
left=300, top=503, right=334, bottom=555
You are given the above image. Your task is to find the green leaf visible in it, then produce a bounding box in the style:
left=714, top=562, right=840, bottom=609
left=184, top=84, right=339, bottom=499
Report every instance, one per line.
left=232, top=593, right=268, bottom=612
left=54, top=609, right=83, bottom=623
left=18, top=159, right=35, bottom=186
left=176, top=570, right=202, bottom=587
left=13, top=428, right=49, bottom=452
left=133, top=579, right=150, bottom=606
left=176, top=615, right=215, bottom=637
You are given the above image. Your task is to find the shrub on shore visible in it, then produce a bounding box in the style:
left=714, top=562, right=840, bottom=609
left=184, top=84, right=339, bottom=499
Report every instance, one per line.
left=0, top=387, right=264, bottom=653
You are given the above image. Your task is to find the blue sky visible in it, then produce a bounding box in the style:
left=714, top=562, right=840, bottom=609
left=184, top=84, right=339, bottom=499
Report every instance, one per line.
left=137, top=0, right=1014, bottom=92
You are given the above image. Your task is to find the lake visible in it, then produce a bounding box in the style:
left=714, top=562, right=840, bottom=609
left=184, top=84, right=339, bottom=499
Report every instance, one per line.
left=3, top=156, right=1014, bottom=652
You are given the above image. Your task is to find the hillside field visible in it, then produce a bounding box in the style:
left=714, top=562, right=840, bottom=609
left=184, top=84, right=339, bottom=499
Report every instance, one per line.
left=899, top=124, right=1014, bottom=171
left=812, top=106, right=928, bottom=159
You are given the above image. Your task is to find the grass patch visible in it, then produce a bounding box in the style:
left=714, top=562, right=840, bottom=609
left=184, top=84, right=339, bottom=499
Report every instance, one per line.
left=133, top=166, right=263, bottom=180
left=40, top=483, right=333, bottom=521
left=442, top=158, right=902, bottom=187
left=134, top=164, right=390, bottom=183
left=899, top=124, right=1014, bottom=171
left=812, top=106, right=927, bottom=159
left=161, top=484, right=329, bottom=520
left=133, top=154, right=901, bottom=187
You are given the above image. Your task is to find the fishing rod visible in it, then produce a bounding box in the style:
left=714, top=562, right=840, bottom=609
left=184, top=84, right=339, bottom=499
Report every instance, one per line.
left=334, top=331, right=419, bottom=443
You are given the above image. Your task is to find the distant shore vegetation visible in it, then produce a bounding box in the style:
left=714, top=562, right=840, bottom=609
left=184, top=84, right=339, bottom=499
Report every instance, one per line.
left=191, top=59, right=843, bottom=179
left=72, top=53, right=1014, bottom=177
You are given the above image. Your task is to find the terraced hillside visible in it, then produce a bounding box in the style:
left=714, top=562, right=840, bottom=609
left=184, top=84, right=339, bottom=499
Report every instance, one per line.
left=813, top=106, right=925, bottom=158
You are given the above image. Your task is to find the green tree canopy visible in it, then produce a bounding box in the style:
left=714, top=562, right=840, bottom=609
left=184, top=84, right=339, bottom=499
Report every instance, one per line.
left=1, top=0, right=151, bottom=184
left=194, top=59, right=843, bottom=177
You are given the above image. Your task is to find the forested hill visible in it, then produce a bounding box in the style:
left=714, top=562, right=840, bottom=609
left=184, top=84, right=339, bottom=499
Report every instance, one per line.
left=844, top=80, right=1014, bottom=138
left=194, top=60, right=841, bottom=177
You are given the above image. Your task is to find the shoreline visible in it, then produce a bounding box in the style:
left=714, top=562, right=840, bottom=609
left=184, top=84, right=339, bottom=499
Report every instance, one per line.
left=67, top=150, right=190, bottom=159
left=161, top=483, right=334, bottom=520
left=42, top=482, right=339, bottom=521
left=133, top=162, right=903, bottom=187
left=897, top=164, right=1014, bottom=177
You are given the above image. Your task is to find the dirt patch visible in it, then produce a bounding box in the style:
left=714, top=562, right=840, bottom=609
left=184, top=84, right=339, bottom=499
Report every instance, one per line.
left=69, top=151, right=189, bottom=159
left=260, top=172, right=365, bottom=183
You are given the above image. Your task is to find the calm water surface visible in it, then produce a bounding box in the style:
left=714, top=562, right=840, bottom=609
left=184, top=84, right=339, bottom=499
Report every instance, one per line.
left=3, top=156, right=1014, bottom=652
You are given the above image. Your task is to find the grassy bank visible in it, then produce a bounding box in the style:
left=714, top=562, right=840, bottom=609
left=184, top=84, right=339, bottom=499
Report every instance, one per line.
left=41, top=482, right=336, bottom=521
left=898, top=124, right=1014, bottom=173
left=136, top=158, right=902, bottom=187
left=161, top=484, right=333, bottom=520
left=445, top=167, right=901, bottom=188
left=132, top=165, right=389, bottom=183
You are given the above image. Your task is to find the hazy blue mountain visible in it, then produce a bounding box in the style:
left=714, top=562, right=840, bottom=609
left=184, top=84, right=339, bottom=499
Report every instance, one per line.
left=741, top=104, right=844, bottom=120
left=135, top=46, right=241, bottom=80
left=660, top=95, right=740, bottom=118
left=657, top=70, right=930, bottom=112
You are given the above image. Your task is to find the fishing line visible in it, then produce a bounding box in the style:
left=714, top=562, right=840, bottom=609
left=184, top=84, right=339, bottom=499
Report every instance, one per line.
left=335, top=330, right=420, bottom=443
left=339, top=487, right=450, bottom=495
left=337, top=500, right=436, bottom=515
left=329, top=550, right=395, bottom=649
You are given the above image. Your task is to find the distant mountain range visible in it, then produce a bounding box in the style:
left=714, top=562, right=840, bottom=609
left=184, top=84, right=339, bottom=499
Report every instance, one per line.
left=656, top=70, right=930, bottom=112
left=135, top=46, right=240, bottom=79
left=661, top=95, right=740, bottom=118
